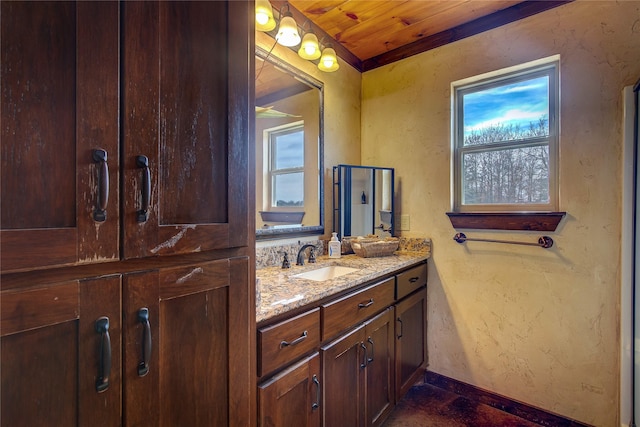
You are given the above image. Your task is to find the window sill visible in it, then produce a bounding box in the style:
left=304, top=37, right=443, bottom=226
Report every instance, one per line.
left=446, top=212, right=565, bottom=231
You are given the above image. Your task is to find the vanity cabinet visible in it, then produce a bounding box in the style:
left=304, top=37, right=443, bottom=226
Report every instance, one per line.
left=1, top=1, right=253, bottom=426
left=259, top=353, right=321, bottom=427
left=257, top=261, right=427, bottom=427
left=322, top=308, right=395, bottom=427
left=395, top=288, right=428, bottom=400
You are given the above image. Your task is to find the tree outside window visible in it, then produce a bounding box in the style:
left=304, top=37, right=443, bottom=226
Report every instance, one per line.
left=453, top=58, right=559, bottom=212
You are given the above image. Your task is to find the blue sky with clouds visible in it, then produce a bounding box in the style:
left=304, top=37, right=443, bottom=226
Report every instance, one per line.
left=463, top=75, right=549, bottom=138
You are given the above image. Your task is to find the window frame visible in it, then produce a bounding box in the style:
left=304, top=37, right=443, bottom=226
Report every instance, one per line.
left=267, top=121, right=305, bottom=209
left=451, top=56, right=560, bottom=214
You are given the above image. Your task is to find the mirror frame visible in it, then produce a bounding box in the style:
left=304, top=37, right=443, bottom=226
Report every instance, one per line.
left=333, top=164, right=395, bottom=239
left=255, top=46, right=325, bottom=240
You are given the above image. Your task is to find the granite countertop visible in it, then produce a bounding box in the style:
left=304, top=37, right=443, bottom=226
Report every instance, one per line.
left=256, top=250, right=430, bottom=323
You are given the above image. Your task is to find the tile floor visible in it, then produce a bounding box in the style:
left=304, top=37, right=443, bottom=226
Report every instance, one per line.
left=382, top=383, right=540, bottom=427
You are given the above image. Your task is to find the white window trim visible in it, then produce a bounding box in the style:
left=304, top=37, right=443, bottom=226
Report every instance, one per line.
left=266, top=120, right=305, bottom=210
left=451, top=55, right=560, bottom=213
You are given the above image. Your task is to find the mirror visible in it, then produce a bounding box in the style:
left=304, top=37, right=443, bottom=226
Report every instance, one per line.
left=333, top=164, right=395, bottom=239
left=255, top=46, right=324, bottom=240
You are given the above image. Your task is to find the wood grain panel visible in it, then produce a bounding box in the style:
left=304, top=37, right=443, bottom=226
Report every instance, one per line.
left=158, top=1, right=228, bottom=225
left=1, top=1, right=76, bottom=229
left=1, top=323, right=78, bottom=426
left=158, top=258, right=229, bottom=300
left=0, top=228, right=77, bottom=273
left=1, top=281, right=79, bottom=336
left=159, top=286, right=229, bottom=426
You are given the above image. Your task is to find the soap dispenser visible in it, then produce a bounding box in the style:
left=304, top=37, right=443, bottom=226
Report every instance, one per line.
left=328, top=232, right=341, bottom=258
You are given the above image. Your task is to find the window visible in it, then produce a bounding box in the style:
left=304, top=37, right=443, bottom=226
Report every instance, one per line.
left=269, top=122, right=304, bottom=207
left=452, top=57, right=559, bottom=214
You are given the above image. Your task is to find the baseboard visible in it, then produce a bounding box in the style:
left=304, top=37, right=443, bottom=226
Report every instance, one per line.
left=425, top=371, right=592, bottom=427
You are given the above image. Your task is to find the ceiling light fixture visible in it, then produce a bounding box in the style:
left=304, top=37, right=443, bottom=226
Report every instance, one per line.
left=275, top=4, right=301, bottom=47
left=255, top=0, right=276, bottom=32
left=318, top=46, right=339, bottom=72
left=255, top=1, right=339, bottom=72
left=297, top=26, right=321, bottom=60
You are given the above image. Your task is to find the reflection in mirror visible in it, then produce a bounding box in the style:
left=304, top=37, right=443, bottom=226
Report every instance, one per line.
left=333, top=165, right=395, bottom=239
left=255, top=46, right=324, bottom=240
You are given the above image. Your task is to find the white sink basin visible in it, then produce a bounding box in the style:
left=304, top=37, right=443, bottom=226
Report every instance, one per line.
left=292, top=265, right=359, bottom=282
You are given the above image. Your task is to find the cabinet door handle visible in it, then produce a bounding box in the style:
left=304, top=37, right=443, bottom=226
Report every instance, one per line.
left=137, top=308, right=152, bottom=377
left=367, top=337, right=374, bottom=363
left=360, top=342, right=368, bottom=369
left=280, top=330, right=308, bottom=348
left=92, top=149, right=109, bottom=222
left=358, top=298, right=374, bottom=308
left=136, top=155, right=150, bottom=222
left=95, top=317, right=111, bottom=393
left=312, top=374, right=320, bottom=410
left=409, top=276, right=420, bottom=283
left=397, top=317, right=403, bottom=339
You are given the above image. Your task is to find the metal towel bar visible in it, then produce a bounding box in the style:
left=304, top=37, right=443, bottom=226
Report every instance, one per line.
left=453, top=232, right=553, bottom=249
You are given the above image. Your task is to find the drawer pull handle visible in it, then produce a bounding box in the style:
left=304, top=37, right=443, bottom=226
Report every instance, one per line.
left=367, top=337, right=374, bottom=363
left=397, top=317, right=403, bottom=339
left=280, top=330, right=308, bottom=348
left=409, top=276, right=420, bottom=283
left=92, top=149, right=109, bottom=222
left=95, top=317, right=111, bottom=393
left=360, top=342, right=368, bottom=369
left=136, top=155, right=151, bottom=222
left=358, top=298, right=374, bottom=308
left=137, top=308, right=152, bottom=377
left=312, top=374, right=320, bottom=410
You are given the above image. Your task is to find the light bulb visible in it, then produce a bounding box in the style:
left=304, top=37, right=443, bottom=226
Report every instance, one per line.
left=298, top=32, right=321, bottom=60
left=275, top=14, right=301, bottom=47
left=318, top=47, right=339, bottom=72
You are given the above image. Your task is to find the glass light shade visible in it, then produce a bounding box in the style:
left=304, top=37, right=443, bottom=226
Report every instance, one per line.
left=318, top=47, right=339, bottom=72
left=255, top=0, right=276, bottom=32
left=275, top=14, right=301, bottom=47
left=298, top=32, right=321, bottom=60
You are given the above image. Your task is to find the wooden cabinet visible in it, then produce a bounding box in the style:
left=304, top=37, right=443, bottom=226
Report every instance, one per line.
left=121, top=1, right=249, bottom=259
left=395, top=287, right=428, bottom=400
left=1, top=1, right=120, bottom=272
left=124, top=259, right=243, bottom=426
left=1, top=0, right=249, bottom=272
left=257, top=261, right=428, bottom=427
left=321, top=308, right=394, bottom=427
left=1, top=275, right=122, bottom=426
left=259, top=353, right=321, bottom=427
left=1, top=1, right=253, bottom=426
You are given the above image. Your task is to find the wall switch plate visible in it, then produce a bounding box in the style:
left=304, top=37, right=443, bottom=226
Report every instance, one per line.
left=395, top=214, right=410, bottom=231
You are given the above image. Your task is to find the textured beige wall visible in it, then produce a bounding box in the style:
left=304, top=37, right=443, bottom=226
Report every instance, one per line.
left=256, top=32, right=362, bottom=236
left=361, top=2, right=640, bottom=425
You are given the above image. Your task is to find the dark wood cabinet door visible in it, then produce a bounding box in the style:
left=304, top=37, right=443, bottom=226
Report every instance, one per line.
left=259, top=353, right=321, bottom=427
left=1, top=1, right=120, bottom=272
left=364, top=308, right=395, bottom=427
left=123, top=257, right=250, bottom=427
left=321, top=325, right=366, bottom=427
left=0, top=275, right=122, bottom=427
left=395, top=288, right=427, bottom=400
left=121, top=1, right=250, bottom=259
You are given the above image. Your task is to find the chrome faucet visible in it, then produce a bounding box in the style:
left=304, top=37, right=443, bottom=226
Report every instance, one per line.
left=296, top=244, right=317, bottom=266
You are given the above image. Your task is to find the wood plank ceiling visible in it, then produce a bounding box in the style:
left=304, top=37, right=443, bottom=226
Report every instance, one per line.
left=267, top=0, right=572, bottom=72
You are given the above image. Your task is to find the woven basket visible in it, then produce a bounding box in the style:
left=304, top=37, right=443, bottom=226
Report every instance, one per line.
left=351, top=238, right=399, bottom=258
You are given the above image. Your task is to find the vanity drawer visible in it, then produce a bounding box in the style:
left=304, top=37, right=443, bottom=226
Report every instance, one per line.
left=396, top=263, right=427, bottom=300
left=322, top=277, right=394, bottom=341
left=258, top=308, right=320, bottom=377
